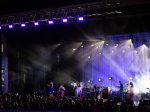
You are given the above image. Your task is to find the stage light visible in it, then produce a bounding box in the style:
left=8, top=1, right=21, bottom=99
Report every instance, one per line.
left=72, top=48, right=76, bottom=51
left=98, top=78, right=102, bottom=82
left=109, top=77, right=112, bottom=80
left=99, top=52, right=101, bottom=55
left=129, top=39, right=132, bottom=42
left=9, top=25, right=13, bottom=28
left=34, top=22, right=39, bottom=26
left=88, top=56, right=91, bottom=59
left=106, top=43, right=109, bottom=46
left=129, top=77, right=133, bottom=80
left=62, top=18, right=68, bottom=23
left=21, top=23, right=26, bottom=27
left=91, top=44, right=94, bottom=47
left=88, top=80, right=91, bottom=83
left=142, top=44, right=146, bottom=48
left=58, top=43, right=61, bottom=46
left=81, top=45, right=83, bottom=48
left=0, top=26, right=1, bottom=30
left=78, top=17, right=84, bottom=21
left=48, top=20, right=54, bottom=24
left=112, top=50, right=114, bottom=53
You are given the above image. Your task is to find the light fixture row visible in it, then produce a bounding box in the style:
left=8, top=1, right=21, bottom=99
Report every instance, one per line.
left=0, top=17, right=84, bottom=30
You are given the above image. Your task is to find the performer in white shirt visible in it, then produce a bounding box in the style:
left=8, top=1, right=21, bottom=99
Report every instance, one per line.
left=127, top=82, right=134, bottom=103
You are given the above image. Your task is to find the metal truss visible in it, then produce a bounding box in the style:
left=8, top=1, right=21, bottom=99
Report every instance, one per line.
left=0, top=0, right=149, bottom=26
left=0, top=1, right=122, bottom=26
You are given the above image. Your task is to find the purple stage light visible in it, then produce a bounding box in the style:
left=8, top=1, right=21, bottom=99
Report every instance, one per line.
left=48, top=20, right=54, bottom=24
left=98, top=78, right=102, bottom=81
left=62, top=18, right=68, bottom=23
left=0, top=26, right=1, bottom=30
left=34, top=22, right=39, bottom=26
left=88, top=80, right=91, bottom=83
left=9, top=25, right=13, bottom=28
left=21, top=23, right=26, bottom=27
left=109, top=77, right=113, bottom=80
left=78, top=17, right=84, bottom=21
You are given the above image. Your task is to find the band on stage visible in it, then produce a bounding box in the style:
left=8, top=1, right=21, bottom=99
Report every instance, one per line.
left=46, top=81, right=134, bottom=103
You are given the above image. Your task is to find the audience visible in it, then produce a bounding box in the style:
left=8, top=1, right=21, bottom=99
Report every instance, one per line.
left=0, top=92, right=149, bottom=112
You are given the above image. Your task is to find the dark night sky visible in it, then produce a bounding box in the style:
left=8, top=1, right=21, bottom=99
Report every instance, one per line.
left=0, top=0, right=99, bottom=15
left=0, top=0, right=150, bottom=15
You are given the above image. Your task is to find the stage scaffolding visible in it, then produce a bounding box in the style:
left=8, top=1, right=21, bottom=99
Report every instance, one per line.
left=0, top=0, right=150, bottom=27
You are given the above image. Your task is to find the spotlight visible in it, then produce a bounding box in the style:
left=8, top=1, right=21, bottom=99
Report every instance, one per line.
left=58, top=43, right=61, bottom=46
left=72, top=48, right=76, bottom=51
left=98, top=78, right=102, bottom=82
left=88, top=56, right=91, bottom=59
left=129, top=77, right=133, bottom=80
left=21, top=23, right=26, bottom=27
left=88, top=80, right=91, bottom=83
left=8, top=25, right=13, bottom=29
left=142, top=44, right=146, bottom=48
left=78, top=17, right=84, bottom=21
left=81, top=45, right=84, bottom=48
left=109, top=77, right=113, bottom=80
left=62, top=18, right=68, bottom=23
left=48, top=20, right=54, bottom=24
left=0, top=26, right=1, bottom=30
left=106, top=43, right=109, bottom=46
left=99, top=52, right=101, bottom=55
left=34, top=22, right=39, bottom=26
left=129, top=39, right=132, bottom=42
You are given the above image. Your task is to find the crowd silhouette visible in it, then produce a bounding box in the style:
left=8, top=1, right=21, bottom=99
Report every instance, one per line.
left=0, top=92, right=149, bottom=112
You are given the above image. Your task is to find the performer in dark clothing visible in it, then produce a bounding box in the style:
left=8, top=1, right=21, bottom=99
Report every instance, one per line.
left=118, top=81, right=124, bottom=101
left=47, top=81, right=54, bottom=97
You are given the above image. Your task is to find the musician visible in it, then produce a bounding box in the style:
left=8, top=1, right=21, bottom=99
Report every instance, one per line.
left=59, top=85, right=65, bottom=97
left=47, top=81, right=54, bottom=97
left=118, top=81, right=124, bottom=101
left=75, top=83, right=82, bottom=97
left=127, top=82, right=134, bottom=103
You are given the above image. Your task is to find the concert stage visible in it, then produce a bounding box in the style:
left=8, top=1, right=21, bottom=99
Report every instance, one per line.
left=0, top=0, right=150, bottom=101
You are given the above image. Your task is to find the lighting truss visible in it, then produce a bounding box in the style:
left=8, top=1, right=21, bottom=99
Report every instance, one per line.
left=0, top=0, right=149, bottom=28
left=0, top=1, right=122, bottom=27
